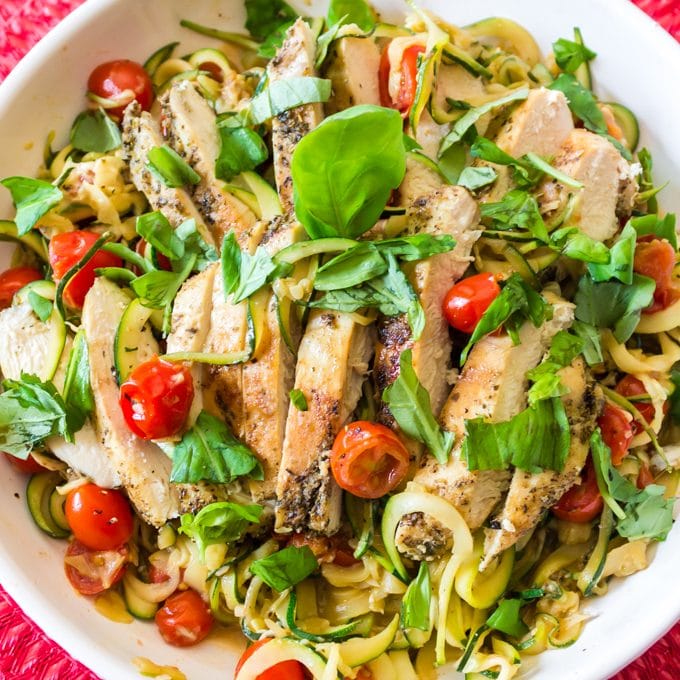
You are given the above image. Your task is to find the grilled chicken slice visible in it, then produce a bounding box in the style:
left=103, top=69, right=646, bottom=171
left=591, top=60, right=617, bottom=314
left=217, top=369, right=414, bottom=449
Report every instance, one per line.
left=161, top=81, right=257, bottom=245
left=536, top=129, right=637, bottom=242
left=0, top=303, right=120, bottom=488
left=324, top=36, right=381, bottom=113
left=121, top=101, right=214, bottom=245
left=82, top=279, right=179, bottom=527
left=482, top=358, right=602, bottom=568
left=268, top=19, right=324, bottom=214
left=375, top=187, right=481, bottom=424
left=276, top=311, right=375, bottom=535
left=395, top=298, right=575, bottom=560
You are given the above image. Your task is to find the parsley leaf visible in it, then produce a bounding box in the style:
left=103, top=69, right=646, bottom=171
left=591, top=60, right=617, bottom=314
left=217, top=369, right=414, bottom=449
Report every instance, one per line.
left=0, top=177, right=62, bottom=235
left=250, top=545, right=318, bottom=591
left=146, top=145, right=201, bottom=188
left=170, top=411, right=263, bottom=484
left=552, top=36, right=596, bottom=73
left=70, top=108, right=122, bottom=153
left=62, top=330, right=94, bottom=433
left=401, top=561, right=431, bottom=632
left=382, top=349, right=454, bottom=464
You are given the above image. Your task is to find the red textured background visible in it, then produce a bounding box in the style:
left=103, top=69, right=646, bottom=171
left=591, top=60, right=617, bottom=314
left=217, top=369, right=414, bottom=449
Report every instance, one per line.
left=0, top=1, right=679, bottom=678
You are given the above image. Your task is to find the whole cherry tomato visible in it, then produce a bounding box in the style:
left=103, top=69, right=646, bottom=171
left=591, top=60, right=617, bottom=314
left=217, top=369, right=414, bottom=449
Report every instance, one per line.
left=87, top=59, right=154, bottom=120
left=49, top=231, right=122, bottom=309
left=65, top=483, right=134, bottom=551
left=3, top=452, right=47, bottom=474
left=552, top=459, right=603, bottom=523
left=0, top=266, right=42, bottom=308
left=597, top=404, right=634, bottom=466
left=615, top=374, right=662, bottom=435
left=331, top=421, right=409, bottom=499
left=119, top=357, right=194, bottom=440
left=443, top=272, right=501, bottom=334
left=379, top=43, right=426, bottom=115
left=155, top=589, right=214, bottom=647
left=234, top=638, right=306, bottom=680
left=64, top=539, right=128, bottom=595
left=633, top=237, right=679, bottom=313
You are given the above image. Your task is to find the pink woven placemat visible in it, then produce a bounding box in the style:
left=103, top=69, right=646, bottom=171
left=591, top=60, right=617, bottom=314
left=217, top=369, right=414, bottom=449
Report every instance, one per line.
left=0, top=1, right=679, bottom=678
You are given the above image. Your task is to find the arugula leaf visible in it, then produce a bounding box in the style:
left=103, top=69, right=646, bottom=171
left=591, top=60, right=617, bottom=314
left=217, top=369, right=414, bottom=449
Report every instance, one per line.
left=552, top=36, right=596, bottom=73
left=382, top=349, right=454, bottom=464
left=179, top=501, right=263, bottom=557
left=462, top=398, right=571, bottom=472
left=62, top=330, right=94, bottom=433
left=250, top=546, right=318, bottom=591
left=550, top=226, right=610, bottom=264
left=461, top=273, right=551, bottom=364
left=574, top=273, right=655, bottom=343
left=289, top=389, right=308, bottom=411
left=0, top=374, right=72, bottom=457
left=245, top=0, right=297, bottom=41
left=401, top=561, right=431, bottom=632
left=70, top=109, right=122, bottom=153
left=136, top=211, right=185, bottom=260
left=629, top=213, right=677, bottom=251
left=480, top=190, right=549, bottom=242
left=571, top=320, right=603, bottom=366
left=146, top=145, right=201, bottom=188
left=327, top=0, right=376, bottom=31
left=0, top=177, right=62, bottom=235
left=486, top=599, right=528, bottom=638
left=214, top=122, right=269, bottom=182
left=587, top=222, right=636, bottom=284
left=457, top=166, right=497, bottom=191
left=291, top=105, right=406, bottom=239
left=27, top=291, right=52, bottom=322
left=170, top=410, right=263, bottom=484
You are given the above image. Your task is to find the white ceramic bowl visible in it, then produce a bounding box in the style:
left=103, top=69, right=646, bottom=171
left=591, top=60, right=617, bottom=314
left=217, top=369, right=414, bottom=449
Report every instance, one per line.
left=0, top=1, right=679, bottom=678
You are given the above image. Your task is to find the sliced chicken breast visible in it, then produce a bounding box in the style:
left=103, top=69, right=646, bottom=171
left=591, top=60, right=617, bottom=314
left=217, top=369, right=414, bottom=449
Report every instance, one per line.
left=82, top=278, right=179, bottom=527
left=276, top=311, right=374, bottom=535
left=482, top=358, right=602, bottom=568
left=395, top=298, right=575, bottom=560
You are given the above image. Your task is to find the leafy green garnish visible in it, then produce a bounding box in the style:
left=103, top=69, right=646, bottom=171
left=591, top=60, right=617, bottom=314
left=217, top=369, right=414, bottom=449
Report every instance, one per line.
left=27, top=291, right=52, bottom=322
left=550, top=226, right=610, bottom=264
left=245, top=0, right=298, bottom=57
left=0, top=177, right=62, bottom=235
left=215, top=117, right=268, bottom=183
left=486, top=599, right=528, bottom=638
left=70, top=109, right=122, bottom=153
left=291, top=105, right=406, bottom=239
left=457, top=166, right=497, bottom=191
left=250, top=546, right=318, bottom=591
left=480, top=190, right=549, bottom=243
left=382, top=349, right=454, bottom=464
left=289, top=389, right=308, bottom=411
left=146, top=145, right=201, bottom=188
left=636, top=148, right=661, bottom=213
left=327, top=0, right=376, bottom=31
left=571, top=320, right=603, bottom=366
left=552, top=36, right=596, bottom=73
left=669, top=369, right=680, bottom=424
left=170, top=411, right=263, bottom=484
left=62, top=330, right=94, bottom=433
left=629, top=213, right=677, bottom=251
left=587, top=221, right=636, bottom=284
left=401, top=561, right=431, bottom=632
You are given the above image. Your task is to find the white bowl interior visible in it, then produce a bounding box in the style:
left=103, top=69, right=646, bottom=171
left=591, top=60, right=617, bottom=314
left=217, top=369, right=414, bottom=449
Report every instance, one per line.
left=0, top=1, right=678, bottom=678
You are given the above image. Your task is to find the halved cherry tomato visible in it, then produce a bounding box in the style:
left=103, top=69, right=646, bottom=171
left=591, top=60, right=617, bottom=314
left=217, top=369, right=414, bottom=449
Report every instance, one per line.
left=552, top=459, right=603, bottom=523
left=287, top=533, right=359, bottom=567
left=379, top=43, right=426, bottom=115
left=119, top=357, right=194, bottom=440
left=615, top=374, right=663, bottom=435
left=87, top=60, right=154, bottom=120
left=155, top=589, right=214, bottom=647
left=331, top=421, right=409, bottom=499
left=0, top=266, right=42, bottom=308
left=64, top=540, right=128, bottom=595
left=633, top=238, right=680, bottom=314
left=443, top=272, right=501, bottom=334
left=234, top=638, right=306, bottom=680
left=597, top=404, right=634, bottom=466
left=3, top=452, right=46, bottom=474
left=65, top=483, right=134, bottom=551
left=637, top=464, right=655, bottom=489
left=49, top=231, right=122, bottom=309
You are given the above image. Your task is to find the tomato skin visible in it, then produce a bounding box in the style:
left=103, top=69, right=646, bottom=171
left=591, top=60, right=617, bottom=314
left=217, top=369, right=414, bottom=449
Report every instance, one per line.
left=615, top=374, right=663, bottom=435
left=552, top=459, right=603, bottom=523
left=87, top=60, right=153, bottom=119
left=3, top=452, right=46, bottom=474
left=287, top=533, right=359, bottom=567
left=65, top=483, right=134, bottom=551
left=0, top=266, right=42, bottom=308
left=119, top=357, right=194, bottom=440
left=633, top=238, right=679, bottom=314
left=443, top=273, right=501, bottom=334
left=637, top=464, right=655, bottom=489
left=49, top=231, right=122, bottom=309
left=234, top=638, right=306, bottom=680
left=155, top=589, right=214, bottom=647
left=597, top=404, right=634, bottom=466
left=64, top=540, right=128, bottom=595
left=378, top=43, right=426, bottom=115
left=331, top=421, right=409, bottom=499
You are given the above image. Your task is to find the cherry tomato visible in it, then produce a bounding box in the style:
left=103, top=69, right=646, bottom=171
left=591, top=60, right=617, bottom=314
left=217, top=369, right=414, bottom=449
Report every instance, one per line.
left=552, top=459, right=603, bottom=523
left=379, top=43, right=426, bottom=115
left=64, top=540, right=128, bottom=595
left=49, top=231, right=122, bottom=309
left=234, top=638, right=306, bottom=680
left=155, top=589, right=214, bottom=647
left=443, top=272, right=502, bottom=334
left=597, top=404, right=634, bottom=466
left=87, top=59, right=154, bottom=120
left=615, top=375, right=661, bottom=435
left=287, top=533, right=359, bottom=567
left=633, top=238, right=679, bottom=313
left=637, top=464, right=655, bottom=489
left=331, top=421, right=409, bottom=499
left=3, top=452, right=47, bottom=474
left=65, top=483, right=134, bottom=551
left=119, top=357, right=194, bottom=440
left=0, top=266, right=42, bottom=308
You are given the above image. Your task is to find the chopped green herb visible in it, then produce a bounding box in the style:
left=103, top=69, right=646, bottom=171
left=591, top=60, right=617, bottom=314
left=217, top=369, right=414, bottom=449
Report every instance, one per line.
left=289, top=389, right=308, bottom=411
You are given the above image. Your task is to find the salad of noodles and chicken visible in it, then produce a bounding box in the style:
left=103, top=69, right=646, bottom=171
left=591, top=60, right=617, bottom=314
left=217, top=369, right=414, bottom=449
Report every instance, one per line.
left=0, top=0, right=678, bottom=677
